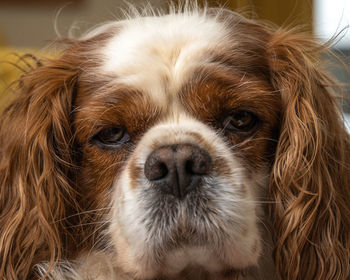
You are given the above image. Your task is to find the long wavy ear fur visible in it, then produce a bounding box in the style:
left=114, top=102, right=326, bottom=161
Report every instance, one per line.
left=268, top=29, right=350, bottom=279
left=0, top=52, right=80, bottom=279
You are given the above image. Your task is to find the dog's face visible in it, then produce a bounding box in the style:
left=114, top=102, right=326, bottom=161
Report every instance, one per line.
left=73, top=11, right=280, bottom=278
left=2, top=7, right=349, bottom=280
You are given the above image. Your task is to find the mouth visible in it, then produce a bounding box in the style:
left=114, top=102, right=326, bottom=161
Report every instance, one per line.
left=141, top=185, right=229, bottom=250
left=136, top=178, right=257, bottom=255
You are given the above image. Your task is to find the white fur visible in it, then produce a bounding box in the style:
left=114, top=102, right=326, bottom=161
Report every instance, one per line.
left=40, top=5, right=277, bottom=280
left=100, top=9, right=231, bottom=106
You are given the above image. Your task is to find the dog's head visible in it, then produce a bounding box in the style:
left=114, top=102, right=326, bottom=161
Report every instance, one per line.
left=0, top=7, right=349, bottom=280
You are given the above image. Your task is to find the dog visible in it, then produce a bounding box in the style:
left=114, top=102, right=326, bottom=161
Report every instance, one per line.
left=0, top=4, right=349, bottom=280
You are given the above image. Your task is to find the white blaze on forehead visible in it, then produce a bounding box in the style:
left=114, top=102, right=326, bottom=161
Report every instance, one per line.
left=101, top=13, right=229, bottom=104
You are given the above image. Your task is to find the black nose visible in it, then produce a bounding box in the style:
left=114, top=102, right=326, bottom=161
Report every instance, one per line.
left=144, top=144, right=212, bottom=199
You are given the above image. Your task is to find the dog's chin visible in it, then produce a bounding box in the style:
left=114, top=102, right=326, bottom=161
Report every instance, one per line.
left=110, top=177, right=261, bottom=279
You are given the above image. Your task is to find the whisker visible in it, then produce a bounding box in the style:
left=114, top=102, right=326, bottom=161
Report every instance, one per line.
left=53, top=207, right=112, bottom=223
left=78, top=220, right=109, bottom=247
left=66, top=221, right=107, bottom=228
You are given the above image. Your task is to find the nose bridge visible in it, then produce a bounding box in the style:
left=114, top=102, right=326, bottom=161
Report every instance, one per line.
left=138, top=111, right=218, bottom=163
left=163, top=100, right=187, bottom=123
left=156, top=111, right=203, bottom=143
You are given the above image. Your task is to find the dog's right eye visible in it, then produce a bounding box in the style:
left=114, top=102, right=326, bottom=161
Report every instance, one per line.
left=223, top=110, right=260, bottom=134
left=91, top=127, right=130, bottom=149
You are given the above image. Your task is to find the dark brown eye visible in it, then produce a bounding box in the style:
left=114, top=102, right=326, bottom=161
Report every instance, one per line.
left=223, top=111, right=259, bottom=132
left=92, top=127, right=130, bottom=149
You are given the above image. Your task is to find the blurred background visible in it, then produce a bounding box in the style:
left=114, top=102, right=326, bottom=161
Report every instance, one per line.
left=0, top=0, right=349, bottom=127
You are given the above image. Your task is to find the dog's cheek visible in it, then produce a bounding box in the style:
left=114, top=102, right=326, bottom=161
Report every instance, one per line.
left=77, top=146, right=130, bottom=210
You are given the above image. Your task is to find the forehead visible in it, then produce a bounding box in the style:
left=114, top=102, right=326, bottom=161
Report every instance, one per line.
left=100, top=13, right=231, bottom=104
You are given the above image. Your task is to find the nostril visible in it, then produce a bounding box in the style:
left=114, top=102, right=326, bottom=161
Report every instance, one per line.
left=185, top=160, right=195, bottom=174
left=144, top=147, right=174, bottom=182
left=182, top=149, right=211, bottom=176
left=145, top=160, right=168, bottom=181
left=152, top=162, right=168, bottom=181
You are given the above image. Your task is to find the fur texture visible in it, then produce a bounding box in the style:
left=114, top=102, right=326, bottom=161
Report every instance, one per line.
left=0, top=4, right=349, bottom=280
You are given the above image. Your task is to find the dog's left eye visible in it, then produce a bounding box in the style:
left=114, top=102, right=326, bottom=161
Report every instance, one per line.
left=223, top=111, right=259, bottom=133
left=91, top=127, right=130, bottom=149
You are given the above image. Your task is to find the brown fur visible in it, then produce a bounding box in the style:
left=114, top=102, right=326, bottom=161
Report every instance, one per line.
left=268, top=29, right=350, bottom=279
left=0, top=9, right=349, bottom=280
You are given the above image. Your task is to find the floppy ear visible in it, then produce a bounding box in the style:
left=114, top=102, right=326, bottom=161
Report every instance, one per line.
left=267, top=29, right=350, bottom=279
left=0, top=51, right=80, bottom=279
